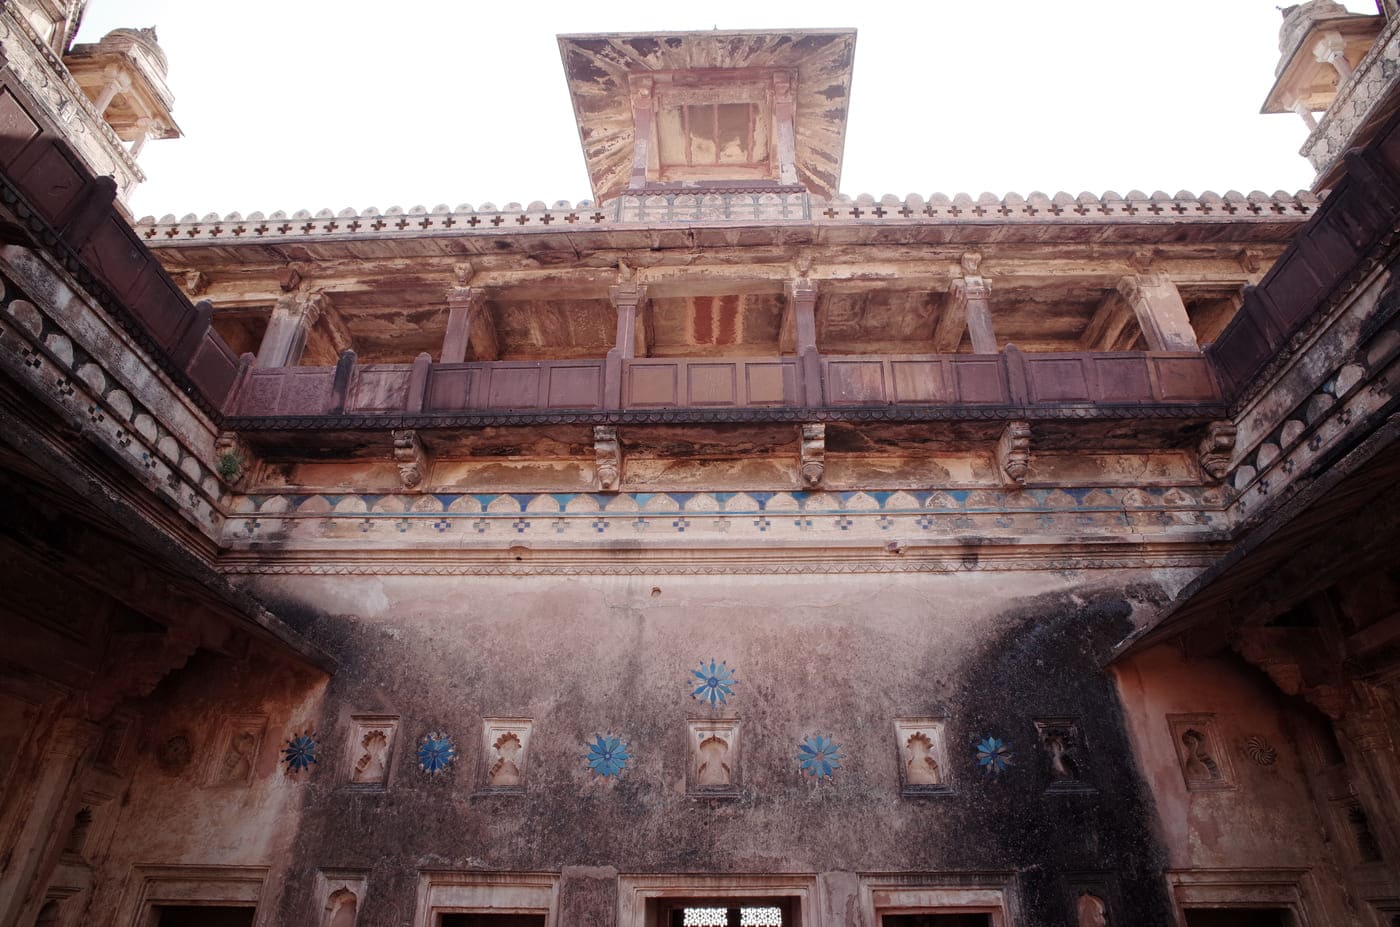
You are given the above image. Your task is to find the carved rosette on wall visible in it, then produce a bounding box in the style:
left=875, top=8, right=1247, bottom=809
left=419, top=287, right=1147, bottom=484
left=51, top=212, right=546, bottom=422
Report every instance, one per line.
left=282, top=730, right=319, bottom=774
left=416, top=731, right=456, bottom=775
left=690, top=659, right=738, bottom=706
left=796, top=733, right=845, bottom=780
left=1242, top=735, right=1279, bottom=767
left=975, top=736, right=1014, bottom=777
left=584, top=733, right=631, bottom=779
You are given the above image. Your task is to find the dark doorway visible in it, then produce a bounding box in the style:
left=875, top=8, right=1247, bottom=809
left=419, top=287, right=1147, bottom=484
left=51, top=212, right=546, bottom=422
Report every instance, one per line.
left=438, top=916, right=548, bottom=927
left=1183, top=910, right=1292, bottom=927
left=882, top=916, right=992, bottom=927
left=153, top=907, right=256, bottom=927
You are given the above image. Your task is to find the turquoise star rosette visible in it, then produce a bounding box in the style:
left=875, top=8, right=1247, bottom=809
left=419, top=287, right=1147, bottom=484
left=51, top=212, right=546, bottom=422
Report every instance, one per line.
left=417, top=732, right=456, bottom=774
left=691, top=658, right=737, bottom=706
left=797, top=733, right=844, bottom=779
left=584, top=733, right=631, bottom=779
left=282, top=731, right=318, bottom=772
left=976, top=736, right=1013, bottom=776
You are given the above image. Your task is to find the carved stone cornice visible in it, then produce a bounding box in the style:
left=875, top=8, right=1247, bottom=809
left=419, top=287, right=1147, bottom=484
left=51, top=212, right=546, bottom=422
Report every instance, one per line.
left=0, top=8, right=143, bottom=196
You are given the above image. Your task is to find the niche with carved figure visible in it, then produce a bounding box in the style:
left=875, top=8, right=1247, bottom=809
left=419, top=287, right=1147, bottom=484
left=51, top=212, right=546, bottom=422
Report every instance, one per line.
left=323, top=888, right=358, bottom=927
left=687, top=719, right=740, bottom=795
left=1034, top=719, right=1094, bottom=793
left=204, top=715, right=267, bottom=787
left=315, top=871, right=367, bottom=927
left=1167, top=714, right=1235, bottom=791
left=344, top=716, right=398, bottom=788
left=894, top=719, right=951, bottom=794
left=480, top=719, right=533, bottom=792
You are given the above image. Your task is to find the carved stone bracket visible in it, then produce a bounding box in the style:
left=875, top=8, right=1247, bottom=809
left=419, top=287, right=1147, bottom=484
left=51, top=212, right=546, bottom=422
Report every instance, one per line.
left=595, top=425, right=622, bottom=492
left=799, top=423, right=825, bottom=487
left=182, top=270, right=209, bottom=297
left=997, top=421, right=1032, bottom=485
left=86, top=621, right=201, bottom=721
left=392, top=429, right=428, bottom=489
left=1198, top=421, right=1238, bottom=482
left=1232, top=626, right=1350, bottom=719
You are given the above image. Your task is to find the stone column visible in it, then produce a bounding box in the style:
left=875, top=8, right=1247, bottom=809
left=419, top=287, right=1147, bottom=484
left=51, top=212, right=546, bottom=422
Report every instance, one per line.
left=628, top=76, right=655, bottom=190
left=933, top=254, right=997, bottom=354
left=90, top=68, right=129, bottom=115
left=773, top=71, right=799, bottom=186
left=604, top=283, right=646, bottom=409
left=441, top=287, right=497, bottom=363
left=1313, top=32, right=1354, bottom=83
left=128, top=117, right=157, bottom=158
left=786, top=278, right=824, bottom=407
left=1117, top=274, right=1199, bottom=352
left=255, top=292, right=323, bottom=368
left=1289, top=97, right=1319, bottom=132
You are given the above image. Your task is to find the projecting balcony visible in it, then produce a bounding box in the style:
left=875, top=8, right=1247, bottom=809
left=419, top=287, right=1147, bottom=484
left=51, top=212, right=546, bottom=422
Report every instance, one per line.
left=226, top=348, right=1222, bottom=423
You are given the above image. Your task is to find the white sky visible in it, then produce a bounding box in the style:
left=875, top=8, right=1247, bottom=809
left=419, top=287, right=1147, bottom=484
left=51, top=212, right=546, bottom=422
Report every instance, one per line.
left=72, top=0, right=1378, bottom=220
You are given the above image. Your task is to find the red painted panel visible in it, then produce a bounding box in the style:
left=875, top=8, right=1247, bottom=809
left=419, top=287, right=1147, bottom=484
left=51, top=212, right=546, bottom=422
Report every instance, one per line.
left=950, top=357, right=1008, bottom=402
left=82, top=216, right=151, bottom=303
left=825, top=359, right=888, bottom=404
left=426, top=367, right=474, bottom=411
left=687, top=363, right=738, bottom=406
left=1151, top=356, right=1218, bottom=401
left=280, top=368, right=335, bottom=414
left=545, top=363, right=603, bottom=408
left=626, top=363, right=679, bottom=407
left=186, top=333, right=238, bottom=406
left=890, top=360, right=951, bottom=403
left=1092, top=356, right=1152, bottom=401
left=486, top=366, right=542, bottom=409
left=16, top=140, right=82, bottom=223
left=348, top=365, right=411, bottom=412
left=0, top=89, right=40, bottom=166
left=1025, top=357, right=1092, bottom=402
left=743, top=362, right=794, bottom=405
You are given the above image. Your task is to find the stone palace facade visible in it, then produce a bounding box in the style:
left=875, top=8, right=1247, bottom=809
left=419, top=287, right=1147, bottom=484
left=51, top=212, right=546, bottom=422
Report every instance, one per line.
left=1, top=2, right=1400, bottom=925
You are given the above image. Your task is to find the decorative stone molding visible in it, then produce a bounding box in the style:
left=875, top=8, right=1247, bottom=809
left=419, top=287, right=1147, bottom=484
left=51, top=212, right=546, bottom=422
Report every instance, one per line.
left=594, top=425, right=622, bottom=491
left=0, top=8, right=144, bottom=197
left=132, top=190, right=1321, bottom=244
left=1198, top=421, right=1237, bottom=481
left=996, top=421, right=1032, bottom=485
left=798, top=423, right=825, bottom=487
left=391, top=429, right=427, bottom=489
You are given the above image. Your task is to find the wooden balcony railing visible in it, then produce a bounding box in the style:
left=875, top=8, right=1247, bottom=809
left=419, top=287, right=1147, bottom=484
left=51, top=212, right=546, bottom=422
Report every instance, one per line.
left=228, top=347, right=1223, bottom=420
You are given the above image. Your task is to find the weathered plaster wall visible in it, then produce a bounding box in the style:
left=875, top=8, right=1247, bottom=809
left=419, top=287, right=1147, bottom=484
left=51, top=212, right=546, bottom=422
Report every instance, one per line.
left=190, top=567, right=1202, bottom=926
left=1113, top=645, right=1356, bottom=920
left=78, top=649, right=325, bottom=925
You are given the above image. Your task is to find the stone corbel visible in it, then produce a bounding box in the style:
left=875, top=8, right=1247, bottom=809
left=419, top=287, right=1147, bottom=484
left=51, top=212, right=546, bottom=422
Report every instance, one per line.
left=1232, top=626, right=1350, bottom=719
left=86, top=620, right=201, bottom=721
left=997, top=421, right=1032, bottom=485
left=799, top=423, right=825, bottom=487
left=183, top=270, right=209, bottom=297
left=392, top=429, right=429, bottom=489
left=595, top=426, right=622, bottom=491
left=1198, top=421, right=1237, bottom=482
